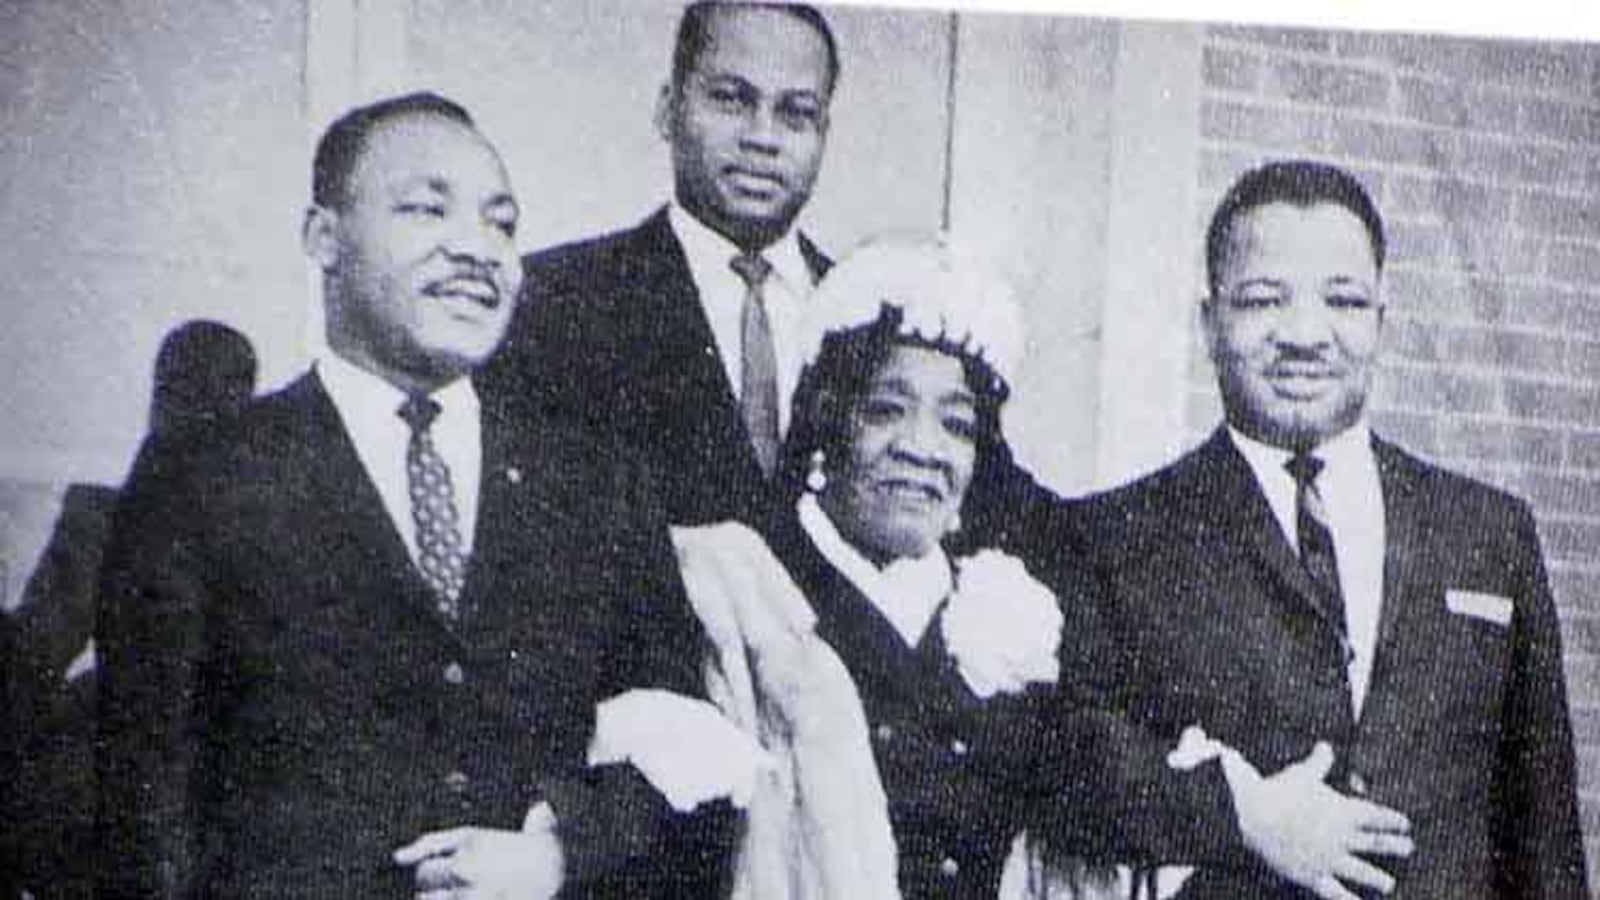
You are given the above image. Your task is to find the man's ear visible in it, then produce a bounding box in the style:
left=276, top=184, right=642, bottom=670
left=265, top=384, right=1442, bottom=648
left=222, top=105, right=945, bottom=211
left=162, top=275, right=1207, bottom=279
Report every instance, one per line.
left=302, top=205, right=340, bottom=271
left=653, top=83, right=676, bottom=143
left=1198, top=293, right=1223, bottom=362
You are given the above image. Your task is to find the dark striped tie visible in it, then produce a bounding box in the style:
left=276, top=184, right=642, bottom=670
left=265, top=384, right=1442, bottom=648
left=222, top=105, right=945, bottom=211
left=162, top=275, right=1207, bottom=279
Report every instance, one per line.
left=1285, top=452, right=1345, bottom=632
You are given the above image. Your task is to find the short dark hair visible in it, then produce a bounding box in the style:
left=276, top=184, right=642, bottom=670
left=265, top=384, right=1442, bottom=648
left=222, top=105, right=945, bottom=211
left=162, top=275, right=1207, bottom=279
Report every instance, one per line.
left=311, top=91, right=475, bottom=209
left=671, top=1, right=840, bottom=97
left=779, top=306, right=1008, bottom=507
left=1205, top=159, right=1386, bottom=297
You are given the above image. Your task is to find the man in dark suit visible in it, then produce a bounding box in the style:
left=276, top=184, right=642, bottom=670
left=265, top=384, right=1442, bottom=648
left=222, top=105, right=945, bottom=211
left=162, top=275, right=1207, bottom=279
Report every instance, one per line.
left=1074, top=160, right=1588, bottom=898
left=486, top=1, right=837, bottom=525
left=96, top=92, right=720, bottom=899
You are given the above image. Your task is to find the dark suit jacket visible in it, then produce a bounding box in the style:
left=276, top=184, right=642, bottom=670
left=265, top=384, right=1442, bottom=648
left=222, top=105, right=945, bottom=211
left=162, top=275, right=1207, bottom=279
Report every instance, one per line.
left=4, top=483, right=114, bottom=900
left=95, top=372, right=719, bottom=899
left=483, top=207, right=830, bottom=526
left=1068, top=428, right=1588, bottom=899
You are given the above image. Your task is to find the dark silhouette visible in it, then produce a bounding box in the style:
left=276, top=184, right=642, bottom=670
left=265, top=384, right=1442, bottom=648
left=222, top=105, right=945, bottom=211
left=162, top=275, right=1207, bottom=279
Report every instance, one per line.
left=2, top=320, right=256, bottom=899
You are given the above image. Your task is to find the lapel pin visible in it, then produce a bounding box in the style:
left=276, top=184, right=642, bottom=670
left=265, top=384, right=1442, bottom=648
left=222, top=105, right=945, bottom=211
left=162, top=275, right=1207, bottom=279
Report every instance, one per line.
left=505, top=466, right=523, bottom=484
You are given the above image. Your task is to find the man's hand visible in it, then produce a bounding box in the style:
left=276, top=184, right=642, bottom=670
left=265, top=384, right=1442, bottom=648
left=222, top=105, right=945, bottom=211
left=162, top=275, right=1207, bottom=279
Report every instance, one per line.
left=1224, top=742, right=1414, bottom=900
left=394, top=825, right=563, bottom=900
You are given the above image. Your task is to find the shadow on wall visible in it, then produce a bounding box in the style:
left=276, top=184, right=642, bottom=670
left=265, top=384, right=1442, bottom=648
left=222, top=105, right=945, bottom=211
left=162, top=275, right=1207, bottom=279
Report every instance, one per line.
left=1, top=319, right=256, bottom=899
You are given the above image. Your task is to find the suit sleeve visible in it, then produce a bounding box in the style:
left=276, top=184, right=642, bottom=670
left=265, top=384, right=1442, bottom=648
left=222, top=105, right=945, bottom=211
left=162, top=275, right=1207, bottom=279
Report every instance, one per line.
left=540, top=447, right=734, bottom=899
left=95, top=460, right=218, bottom=900
left=1028, top=502, right=1255, bottom=870
left=1493, top=503, right=1589, bottom=899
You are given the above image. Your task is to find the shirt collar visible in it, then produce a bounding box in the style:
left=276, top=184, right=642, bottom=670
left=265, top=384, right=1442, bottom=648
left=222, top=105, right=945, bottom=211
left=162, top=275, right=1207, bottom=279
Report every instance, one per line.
left=316, top=352, right=480, bottom=437
left=1228, top=419, right=1373, bottom=478
left=797, top=492, right=954, bottom=643
left=668, top=202, right=812, bottom=292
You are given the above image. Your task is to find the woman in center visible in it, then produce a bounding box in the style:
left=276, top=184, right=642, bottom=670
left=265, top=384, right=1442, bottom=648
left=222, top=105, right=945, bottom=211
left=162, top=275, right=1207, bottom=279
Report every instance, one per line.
left=759, top=235, right=1072, bottom=899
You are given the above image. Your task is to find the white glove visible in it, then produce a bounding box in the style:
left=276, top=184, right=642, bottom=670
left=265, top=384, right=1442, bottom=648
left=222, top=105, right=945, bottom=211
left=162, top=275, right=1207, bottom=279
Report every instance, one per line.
left=588, top=689, right=772, bottom=812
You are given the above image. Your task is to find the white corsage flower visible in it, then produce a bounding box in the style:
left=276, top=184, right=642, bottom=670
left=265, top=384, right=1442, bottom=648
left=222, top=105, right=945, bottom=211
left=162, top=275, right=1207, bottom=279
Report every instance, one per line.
left=940, top=549, right=1063, bottom=698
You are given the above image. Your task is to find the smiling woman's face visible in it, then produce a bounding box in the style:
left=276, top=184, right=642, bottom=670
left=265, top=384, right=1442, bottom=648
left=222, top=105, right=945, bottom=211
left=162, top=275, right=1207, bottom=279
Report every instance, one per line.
left=819, top=343, right=977, bottom=565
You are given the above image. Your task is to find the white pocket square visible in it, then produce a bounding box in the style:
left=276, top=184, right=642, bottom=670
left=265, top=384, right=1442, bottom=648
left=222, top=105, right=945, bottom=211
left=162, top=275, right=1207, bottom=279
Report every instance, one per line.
left=1445, top=589, right=1513, bottom=627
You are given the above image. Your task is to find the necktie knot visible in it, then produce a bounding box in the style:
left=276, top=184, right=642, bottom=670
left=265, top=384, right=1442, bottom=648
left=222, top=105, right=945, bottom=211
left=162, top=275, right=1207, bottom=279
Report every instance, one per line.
left=398, top=395, right=442, bottom=434
left=730, top=252, right=773, bottom=290
left=1285, top=452, right=1325, bottom=487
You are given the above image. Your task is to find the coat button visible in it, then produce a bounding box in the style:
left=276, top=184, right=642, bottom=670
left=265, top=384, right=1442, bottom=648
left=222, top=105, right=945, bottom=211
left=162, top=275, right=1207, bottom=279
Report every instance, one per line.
left=939, top=857, right=960, bottom=877
left=874, top=724, right=894, bottom=742
left=505, top=466, right=523, bottom=484
left=444, top=771, right=469, bottom=793
left=950, top=738, right=969, bottom=757
left=1347, top=771, right=1369, bottom=796
left=444, top=662, right=465, bottom=684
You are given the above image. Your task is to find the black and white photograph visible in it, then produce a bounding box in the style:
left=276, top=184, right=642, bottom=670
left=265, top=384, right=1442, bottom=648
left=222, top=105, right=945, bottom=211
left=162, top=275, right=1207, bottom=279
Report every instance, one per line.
left=1, top=0, right=1596, bottom=897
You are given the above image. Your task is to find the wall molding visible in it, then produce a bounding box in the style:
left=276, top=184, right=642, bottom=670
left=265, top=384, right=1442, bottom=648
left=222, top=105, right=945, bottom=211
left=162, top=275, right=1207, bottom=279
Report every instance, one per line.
left=1095, top=21, right=1205, bottom=488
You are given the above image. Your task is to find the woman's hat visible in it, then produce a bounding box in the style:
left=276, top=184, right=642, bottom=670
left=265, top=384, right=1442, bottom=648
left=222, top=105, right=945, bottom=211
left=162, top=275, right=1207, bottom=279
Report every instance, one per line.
left=798, top=234, right=1025, bottom=388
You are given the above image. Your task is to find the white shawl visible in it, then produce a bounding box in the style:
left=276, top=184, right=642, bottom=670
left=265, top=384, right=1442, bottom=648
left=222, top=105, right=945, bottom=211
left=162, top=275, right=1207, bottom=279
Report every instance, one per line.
left=672, top=522, right=902, bottom=900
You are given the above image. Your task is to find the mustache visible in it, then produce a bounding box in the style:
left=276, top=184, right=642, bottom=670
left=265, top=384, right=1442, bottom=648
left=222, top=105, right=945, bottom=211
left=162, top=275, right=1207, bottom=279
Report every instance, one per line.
left=443, top=256, right=501, bottom=282
left=723, top=164, right=787, bottom=187
left=1263, top=344, right=1346, bottom=374
left=420, top=258, right=507, bottom=307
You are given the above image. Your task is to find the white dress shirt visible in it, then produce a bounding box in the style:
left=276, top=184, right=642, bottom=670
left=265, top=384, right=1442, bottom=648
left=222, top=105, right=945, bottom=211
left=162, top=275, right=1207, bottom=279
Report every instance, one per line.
left=668, top=203, right=816, bottom=434
left=1229, top=424, right=1386, bottom=715
left=317, top=354, right=482, bottom=567
left=798, top=493, right=954, bottom=647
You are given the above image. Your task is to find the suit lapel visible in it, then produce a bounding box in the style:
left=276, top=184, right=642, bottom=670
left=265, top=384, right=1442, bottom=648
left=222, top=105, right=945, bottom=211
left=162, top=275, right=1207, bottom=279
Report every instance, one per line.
left=294, top=373, right=470, bottom=648
left=1197, top=431, right=1348, bottom=638
left=1342, top=438, right=1448, bottom=763
left=1368, top=438, right=1427, bottom=696
left=1358, top=439, right=1512, bottom=760
left=459, top=392, right=511, bottom=630
left=467, top=399, right=576, bottom=555
left=634, top=210, right=725, bottom=379
left=634, top=210, right=770, bottom=493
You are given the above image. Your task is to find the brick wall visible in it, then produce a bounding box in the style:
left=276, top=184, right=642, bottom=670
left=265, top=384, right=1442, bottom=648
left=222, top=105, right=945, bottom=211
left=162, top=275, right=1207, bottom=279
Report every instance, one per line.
left=1189, top=22, right=1600, bottom=887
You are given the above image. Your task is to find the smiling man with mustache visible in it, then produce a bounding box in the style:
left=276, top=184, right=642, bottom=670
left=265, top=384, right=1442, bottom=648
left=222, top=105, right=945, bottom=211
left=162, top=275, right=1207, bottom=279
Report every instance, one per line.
left=96, top=92, right=721, bottom=899
left=1203, top=189, right=1381, bottom=454
left=1066, top=160, right=1588, bottom=899
left=486, top=1, right=839, bottom=527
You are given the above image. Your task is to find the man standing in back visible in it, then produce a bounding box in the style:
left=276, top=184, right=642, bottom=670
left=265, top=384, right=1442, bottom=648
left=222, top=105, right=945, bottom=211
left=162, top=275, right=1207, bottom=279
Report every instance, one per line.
left=487, top=1, right=837, bottom=525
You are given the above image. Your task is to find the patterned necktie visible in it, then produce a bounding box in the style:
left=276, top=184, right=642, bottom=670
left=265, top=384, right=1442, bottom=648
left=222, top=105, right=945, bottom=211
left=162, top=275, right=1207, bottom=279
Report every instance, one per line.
left=1285, top=452, right=1345, bottom=631
left=731, top=252, right=780, bottom=478
left=398, top=395, right=467, bottom=622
